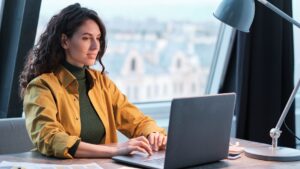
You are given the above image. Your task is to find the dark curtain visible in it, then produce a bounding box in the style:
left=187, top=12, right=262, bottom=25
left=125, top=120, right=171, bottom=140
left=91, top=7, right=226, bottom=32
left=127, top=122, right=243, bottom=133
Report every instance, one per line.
left=220, top=0, right=295, bottom=148
left=0, top=0, right=41, bottom=118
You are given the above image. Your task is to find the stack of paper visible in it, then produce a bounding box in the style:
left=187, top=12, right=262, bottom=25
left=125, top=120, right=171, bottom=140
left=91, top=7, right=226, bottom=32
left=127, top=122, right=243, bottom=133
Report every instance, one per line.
left=0, top=161, right=103, bottom=169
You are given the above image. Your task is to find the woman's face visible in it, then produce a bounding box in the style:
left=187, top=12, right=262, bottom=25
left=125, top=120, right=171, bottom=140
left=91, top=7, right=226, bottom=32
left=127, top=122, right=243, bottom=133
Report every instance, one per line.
left=61, top=19, right=101, bottom=67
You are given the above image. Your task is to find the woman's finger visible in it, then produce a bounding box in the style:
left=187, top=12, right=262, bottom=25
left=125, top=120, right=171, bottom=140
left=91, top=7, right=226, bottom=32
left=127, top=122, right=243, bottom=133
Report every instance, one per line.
left=158, top=134, right=164, bottom=147
left=153, top=132, right=160, bottom=151
left=136, top=140, right=153, bottom=155
left=161, top=136, right=167, bottom=149
left=147, top=134, right=155, bottom=146
left=136, top=136, right=151, bottom=145
left=130, top=146, right=148, bottom=155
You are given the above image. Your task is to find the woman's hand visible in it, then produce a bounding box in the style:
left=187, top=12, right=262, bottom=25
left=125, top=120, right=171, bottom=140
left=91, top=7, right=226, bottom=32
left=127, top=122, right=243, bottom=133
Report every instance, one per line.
left=73, top=134, right=166, bottom=158
left=147, top=132, right=167, bottom=151
left=113, top=136, right=153, bottom=156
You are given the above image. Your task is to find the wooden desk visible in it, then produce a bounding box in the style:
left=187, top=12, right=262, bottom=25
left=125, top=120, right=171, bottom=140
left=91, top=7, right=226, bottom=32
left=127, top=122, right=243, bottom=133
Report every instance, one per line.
left=1, top=138, right=300, bottom=169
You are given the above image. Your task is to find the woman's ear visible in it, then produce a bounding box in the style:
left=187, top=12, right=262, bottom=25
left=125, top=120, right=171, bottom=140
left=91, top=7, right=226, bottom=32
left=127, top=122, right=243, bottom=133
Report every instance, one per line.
left=61, top=34, right=69, bottom=49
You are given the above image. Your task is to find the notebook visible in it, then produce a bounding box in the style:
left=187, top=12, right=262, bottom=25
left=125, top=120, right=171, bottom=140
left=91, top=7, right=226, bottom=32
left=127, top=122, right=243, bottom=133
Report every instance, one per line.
left=112, top=93, right=236, bottom=169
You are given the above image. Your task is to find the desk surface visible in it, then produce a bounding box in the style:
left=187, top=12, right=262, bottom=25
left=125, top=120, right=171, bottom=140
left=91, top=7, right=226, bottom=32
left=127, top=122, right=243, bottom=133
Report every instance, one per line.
left=1, top=138, right=300, bottom=169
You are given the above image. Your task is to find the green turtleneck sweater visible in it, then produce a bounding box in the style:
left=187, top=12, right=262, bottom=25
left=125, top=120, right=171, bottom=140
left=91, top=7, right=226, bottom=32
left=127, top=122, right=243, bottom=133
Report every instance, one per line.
left=63, top=61, right=105, bottom=155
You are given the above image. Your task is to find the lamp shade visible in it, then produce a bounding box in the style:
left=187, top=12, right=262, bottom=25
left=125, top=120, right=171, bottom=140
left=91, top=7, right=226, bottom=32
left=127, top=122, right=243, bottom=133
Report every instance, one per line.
left=213, top=0, right=255, bottom=32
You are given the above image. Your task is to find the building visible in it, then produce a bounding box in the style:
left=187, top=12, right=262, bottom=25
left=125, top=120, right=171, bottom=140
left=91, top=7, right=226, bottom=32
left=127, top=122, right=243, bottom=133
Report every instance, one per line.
left=93, top=18, right=215, bottom=102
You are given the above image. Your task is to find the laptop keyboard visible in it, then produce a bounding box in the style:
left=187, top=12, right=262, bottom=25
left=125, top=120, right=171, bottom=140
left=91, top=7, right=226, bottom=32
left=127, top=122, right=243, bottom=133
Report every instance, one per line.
left=144, top=157, right=165, bottom=165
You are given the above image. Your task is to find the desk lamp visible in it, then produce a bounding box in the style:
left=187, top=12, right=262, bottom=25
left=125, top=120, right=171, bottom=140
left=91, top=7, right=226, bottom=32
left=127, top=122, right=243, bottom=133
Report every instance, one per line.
left=214, top=0, right=300, bottom=161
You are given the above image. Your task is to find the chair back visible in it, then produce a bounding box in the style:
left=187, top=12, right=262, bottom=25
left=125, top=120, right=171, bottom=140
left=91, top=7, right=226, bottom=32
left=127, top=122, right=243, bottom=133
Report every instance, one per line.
left=0, top=118, right=34, bottom=154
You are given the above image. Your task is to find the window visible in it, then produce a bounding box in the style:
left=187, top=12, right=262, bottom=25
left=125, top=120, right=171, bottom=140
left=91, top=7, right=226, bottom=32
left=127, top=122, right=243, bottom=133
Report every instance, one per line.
left=293, top=0, right=300, bottom=146
left=130, top=58, right=136, bottom=72
left=37, top=0, right=224, bottom=103
left=35, top=0, right=236, bottom=130
left=176, top=59, right=181, bottom=69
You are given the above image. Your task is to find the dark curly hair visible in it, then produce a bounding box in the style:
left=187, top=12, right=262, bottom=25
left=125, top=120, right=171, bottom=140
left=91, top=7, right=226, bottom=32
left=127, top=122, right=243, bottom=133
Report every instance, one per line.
left=19, top=3, right=107, bottom=98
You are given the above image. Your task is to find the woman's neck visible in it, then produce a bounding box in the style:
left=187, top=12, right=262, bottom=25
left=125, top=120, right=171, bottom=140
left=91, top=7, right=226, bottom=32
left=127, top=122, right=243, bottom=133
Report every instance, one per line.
left=62, top=60, right=86, bottom=80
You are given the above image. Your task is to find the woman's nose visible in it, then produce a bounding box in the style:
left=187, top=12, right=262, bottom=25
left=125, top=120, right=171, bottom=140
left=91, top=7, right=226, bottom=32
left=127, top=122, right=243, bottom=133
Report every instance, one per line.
left=90, top=38, right=100, bottom=50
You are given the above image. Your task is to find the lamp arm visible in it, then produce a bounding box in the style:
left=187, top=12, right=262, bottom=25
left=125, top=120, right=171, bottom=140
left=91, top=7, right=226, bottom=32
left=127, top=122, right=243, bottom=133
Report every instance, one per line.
left=275, top=78, right=300, bottom=130
left=269, top=78, right=300, bottom=148
left=257, top=0, right=300, bottom=28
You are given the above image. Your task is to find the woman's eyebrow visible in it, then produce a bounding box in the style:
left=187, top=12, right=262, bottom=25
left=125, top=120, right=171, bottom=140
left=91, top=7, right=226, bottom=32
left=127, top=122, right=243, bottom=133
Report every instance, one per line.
left=81, top=32, right=101, bottom=37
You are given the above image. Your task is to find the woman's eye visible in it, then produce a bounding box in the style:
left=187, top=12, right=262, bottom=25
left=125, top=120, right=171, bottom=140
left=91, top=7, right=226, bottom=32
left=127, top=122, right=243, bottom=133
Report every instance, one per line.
left=82, top=37, right=90, bottom=40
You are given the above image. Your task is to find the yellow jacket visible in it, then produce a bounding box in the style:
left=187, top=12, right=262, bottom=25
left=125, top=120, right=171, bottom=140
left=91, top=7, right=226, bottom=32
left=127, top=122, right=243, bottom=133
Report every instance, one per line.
left=24, top=65, right=166, bottom=158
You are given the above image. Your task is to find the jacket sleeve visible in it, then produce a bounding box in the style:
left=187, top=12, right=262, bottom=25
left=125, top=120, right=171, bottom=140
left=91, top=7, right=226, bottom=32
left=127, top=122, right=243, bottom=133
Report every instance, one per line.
left=23, top=78, right=80, bottom=158
left=104, top=75, right=166, bottom=138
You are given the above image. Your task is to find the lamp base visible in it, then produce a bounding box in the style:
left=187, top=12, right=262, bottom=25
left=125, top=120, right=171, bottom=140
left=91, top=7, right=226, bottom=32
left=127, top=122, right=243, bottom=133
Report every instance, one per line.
left=245, top=146, right=300, bottom=161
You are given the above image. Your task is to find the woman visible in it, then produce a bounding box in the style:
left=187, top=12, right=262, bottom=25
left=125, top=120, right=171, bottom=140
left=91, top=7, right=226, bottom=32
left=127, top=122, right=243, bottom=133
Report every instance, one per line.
left=19, top=3, right=167, bottom=159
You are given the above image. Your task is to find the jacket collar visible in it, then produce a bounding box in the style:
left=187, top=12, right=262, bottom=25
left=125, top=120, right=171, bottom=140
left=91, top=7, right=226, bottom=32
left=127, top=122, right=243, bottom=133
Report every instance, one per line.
left=54, top=65, right=97, bottom=89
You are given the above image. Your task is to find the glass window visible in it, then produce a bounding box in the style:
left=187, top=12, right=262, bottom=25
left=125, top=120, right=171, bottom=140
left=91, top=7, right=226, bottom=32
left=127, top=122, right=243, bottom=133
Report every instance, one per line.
left=293, top=0, right=300, bottom=146
left=37, top=0, right=223, bottom=103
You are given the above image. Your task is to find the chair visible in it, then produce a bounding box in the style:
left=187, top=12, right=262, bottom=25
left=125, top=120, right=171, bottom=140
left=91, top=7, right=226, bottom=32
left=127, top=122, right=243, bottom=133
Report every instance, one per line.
left=0, top=117, right=34, bottom=154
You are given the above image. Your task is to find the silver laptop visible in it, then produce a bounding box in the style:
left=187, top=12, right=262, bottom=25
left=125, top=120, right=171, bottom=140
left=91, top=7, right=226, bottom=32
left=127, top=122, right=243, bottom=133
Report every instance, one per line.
left=113, top=93, right=236, bottom=169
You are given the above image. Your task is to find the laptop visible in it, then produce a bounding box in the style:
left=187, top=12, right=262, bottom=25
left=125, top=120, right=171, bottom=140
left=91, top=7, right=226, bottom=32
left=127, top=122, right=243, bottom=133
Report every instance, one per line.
left=113, top=93, right=236, bottom=169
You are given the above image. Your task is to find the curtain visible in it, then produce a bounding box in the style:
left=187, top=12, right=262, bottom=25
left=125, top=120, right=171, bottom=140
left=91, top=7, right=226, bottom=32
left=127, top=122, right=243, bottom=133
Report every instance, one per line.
left=220, top=0, right=295, bottom=148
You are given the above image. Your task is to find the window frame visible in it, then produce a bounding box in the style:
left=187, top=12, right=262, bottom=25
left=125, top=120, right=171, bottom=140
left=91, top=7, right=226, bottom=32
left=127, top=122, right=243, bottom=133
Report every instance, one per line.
left=205, top=23, right=236, bottom=94
left=0, top=0, right=5, bottom=30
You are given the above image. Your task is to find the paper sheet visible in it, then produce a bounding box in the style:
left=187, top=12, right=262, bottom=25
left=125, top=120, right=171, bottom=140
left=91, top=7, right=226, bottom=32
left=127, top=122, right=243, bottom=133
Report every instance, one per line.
left=0, top=161, right=103, bottom=169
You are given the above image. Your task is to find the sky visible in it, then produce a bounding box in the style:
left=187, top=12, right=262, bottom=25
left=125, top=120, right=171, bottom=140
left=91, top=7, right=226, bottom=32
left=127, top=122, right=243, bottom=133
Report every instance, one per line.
left=39, top=0, right=222, bottom=22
